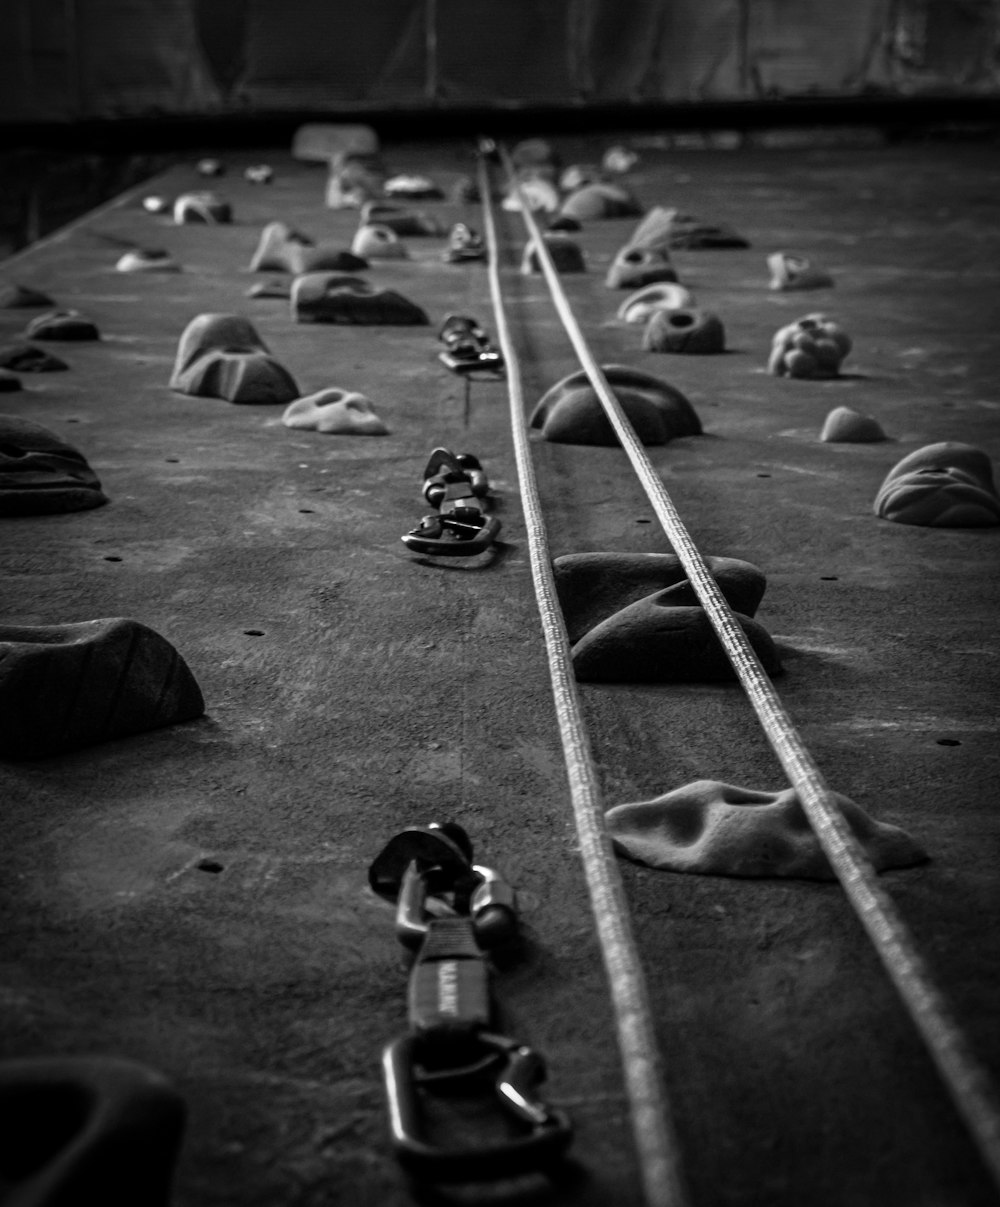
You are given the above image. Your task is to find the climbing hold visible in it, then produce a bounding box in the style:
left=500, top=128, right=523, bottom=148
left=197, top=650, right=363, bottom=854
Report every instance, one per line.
left=115, top=249, right=180, bottom=273
left=0, top=369, right=21, bottom=392
left=553, top=552, right=767, bottom=644
left=606, top=780, right=926, bottom=879
left=627, top=206, right=749, bottom=250
left=249, top=222, right=366, bottom=274
left=768, top=251, right=834, bottom=291
left=0, top=344, right=68, bottom=372
left=245, top=279, right=290, bottom=299
left=291, top=273, right=429, bottom=326
left=559, top=164, right=602, bottom=193
left=642, top=307, right=725, bottom=354
left=142, top=195, right=171, bottom=214
left=196, top=157, right=224, bottom=176
left=571, top=596, right=781, bottom=682
left=520, top=233, right=586, bottom=274
left=384, top=174, right=443, bottom=200
left=325, top=154, right=386, bottom=209
left=442, top=223, right=486, bottom=263
left=173, top=192, right=232, bottom=224
left=282, top=388, right=389, bottom=435
left=170, top=313, right=298, bottom=404
left=24, top=310, right=100, bottom=341
left=603, top=145, right=639, bottom=174
left=351, top=223, right=408, bottom=260
left=0, top=617, right=204, bottom=757
left=617, top=282, right=695, bottom=323
left=874, top=442, right=1000, bottom=528
left=768, top=314, right=851, bottom=379
left=291, top=122, right=379, bottom=162
left=548, top=214, right=582, bottom=233
left=244, top=163, right=273, bottom=184
left=820, top=406, right=887, bottom=443
left=560, top=182, right=642, bottom=221
left=605, top=245, right=678, bottom=289
left=0, top=415, right=107, bottom=515
left=503, top=176, right=561, bottom=214
left=0, top=283, right=55, bottom=308
left=0, top=1056, right=186, bottom=1206
left=531, top=364, right=701, bottom=447
left=360, top=201, right=443, bottom=236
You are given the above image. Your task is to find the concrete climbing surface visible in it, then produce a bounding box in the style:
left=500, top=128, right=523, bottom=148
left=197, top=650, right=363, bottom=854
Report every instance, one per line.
left=0, top=134, right=998, bottom=1207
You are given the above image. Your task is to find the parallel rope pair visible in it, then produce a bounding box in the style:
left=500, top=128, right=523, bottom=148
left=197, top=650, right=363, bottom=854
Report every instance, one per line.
left=478, top=145, right=1000, bottom=1206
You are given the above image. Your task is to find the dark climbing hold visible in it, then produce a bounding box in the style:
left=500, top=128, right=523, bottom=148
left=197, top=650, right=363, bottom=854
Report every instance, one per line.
left=0, top=414, right=108, bottom=515
left=291, top=274, right=429, bottom=326
left=170, top=314, right=299, bottom=404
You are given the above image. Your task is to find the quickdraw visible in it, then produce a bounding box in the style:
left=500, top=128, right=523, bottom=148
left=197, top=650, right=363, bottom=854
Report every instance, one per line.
left=368, top=823, right=573, bottom=1183
left=401, top=447, right=501, bottom=556
left=437, top=313, right=505, bottom=378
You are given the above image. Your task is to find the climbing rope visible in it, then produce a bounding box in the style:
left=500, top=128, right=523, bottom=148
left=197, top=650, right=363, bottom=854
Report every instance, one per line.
left=492, top=143, right=1000, bottom=1194
left=478, top=155, right=693, bottom=1207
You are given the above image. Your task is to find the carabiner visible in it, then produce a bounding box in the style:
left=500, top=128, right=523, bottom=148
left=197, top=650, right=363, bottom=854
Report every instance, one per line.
left=437, top=314, right=504, bottom=378
left=401, top=448, right=500, bottom=557
left=383, top=1030, right=573, bottom=1182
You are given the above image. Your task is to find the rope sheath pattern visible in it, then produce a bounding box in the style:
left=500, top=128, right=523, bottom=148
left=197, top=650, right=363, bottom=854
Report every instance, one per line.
left=496, top=145, right=1000, bottom=1194
left=478, top=155, right=693, bottom=1207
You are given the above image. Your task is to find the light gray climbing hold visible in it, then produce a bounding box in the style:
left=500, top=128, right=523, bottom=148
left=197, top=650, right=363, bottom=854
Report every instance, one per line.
left=768, top=251, right=834, bottom=291
left=617, top=283, right=695, bottom=324
left=820, top=406, right=887, bottom=443
left=282, top=388, right=389, bottom=435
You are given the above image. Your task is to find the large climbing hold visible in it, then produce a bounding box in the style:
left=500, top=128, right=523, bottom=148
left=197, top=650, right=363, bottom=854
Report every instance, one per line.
left=0, top=1056, right=186, bottom=1206
left=874, top=442, right=1000, bottom=527
left=24, top=310, right=100, bottom=341
left=531, top=364, right=701, bottom=447
left=617, top=282, right=695, bottom=324
left=768, top=313, right=852, bottom=379
left=360, top=201, right=443, bottom=236
left=606, top=780, right=926, bottom=879
left=642, top=307, right=725, bottom=354
left=291, top=274, right=429, bottom=326
left=172, top=192, right=232, bottom=224
left=249, top=222, right=366, bottom=274
left=0, top=618, right=205, bottom=758
left=559, top=182, right=642, bottom=221
left=282, top=388, right=389, bottom=435
left=0, top=415, right=108, bottom=515
left=351, top=223, right=408, bottom=260
left=325, top=152, right=386, bottom=209
left=626, top=206, right=749, bottom=250
left=605, top=245, right=678, bottom=289
left=170, top=313, right=298, bottom=404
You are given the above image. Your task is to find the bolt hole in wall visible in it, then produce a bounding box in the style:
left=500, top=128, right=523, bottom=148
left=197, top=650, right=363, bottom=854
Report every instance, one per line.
left=197, top=859, right=224, bottom=874
left=103, top=556, right=122, bottom=562
left=936, top=738, right=962, bottom=746
left=243, top=629, right=264, bottom=636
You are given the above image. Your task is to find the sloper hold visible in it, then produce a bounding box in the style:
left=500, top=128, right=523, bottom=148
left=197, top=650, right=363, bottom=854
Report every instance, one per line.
left=531, top=364, right=700, bottom=447
left=351, top=223, right=408, bottom=260
left=768, top=251, right=834, bottom=291
left=282, top=388, right=389, bottom=435
left=172, top=192, right=232, bottom=224
left=605, top=245, right=678, bottom=289
left=617, top=283, right=695, bottom=324
left=291, top=273, right=429, bottom=326
left=0, top=344, right=68, bottom=372
left=571, top=595, right=781, bottom=683
left=0, top=617, right=205, bottom=758
left=0, top=415, right=108, bottom=516
left=0, top=283, right=55, bottom=308
left=24, top=310, right=100, bottom=341
left=627, top=206, right=749, bottom=250
left=248, top=222, right=366, bottom=273
left=643, top=307, right=725, bottom=354
left=553, top=552, right=767, bottom=644
left=559, top=182, right=642, bottom=221
left=820, top=405, right=887, bottom=443
left=520, top=234, right=586, bottom=275
left=874, top=441, right=1000, bottom=527
left=0, top=1055, right=186, bottom=1206
left=606, top=780, right=926, bottom=880
left=170, top=313, right=298, bottom=404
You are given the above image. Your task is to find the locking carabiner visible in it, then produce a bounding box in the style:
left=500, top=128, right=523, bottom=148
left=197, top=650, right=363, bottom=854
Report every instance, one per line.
left=401, top=448, right=501, bottom=557
left=437, top=314, right=504, bottom=378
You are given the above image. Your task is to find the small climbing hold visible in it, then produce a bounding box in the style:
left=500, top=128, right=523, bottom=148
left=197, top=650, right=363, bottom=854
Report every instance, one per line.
left=325, top=154, right=386, bottom=209
left=520, top=233, right=586, bottom=275
left=643, top=307, right=725, bottom=354
left=511, top=139, right=560, bottom=171
left=605, top=244, right=679, bottom=290
left=249, top=222, right=366, bottom=274
left=0, top=282, right=55, bottom=308
left=768, top=314, right=851, bottom=379
left=351, top=223, right=408, bottom=260
left=606, top=780, right=926, bottom=879
left=627, top=206, right=749, bottom=250
left=531, top=364, right=700, bottom=447
left=0, top=618, right=204, bottom=757
left=559, top=182, right=642, bottom=221
left=360, top=201, right=443, bottom=236
left=24, top=310, right=100, bottom=341
left=142, top=195, right=171, bottom=214
left=820, top=406, right=887, bottom=443
left=116, top=248, right=181, bottom=273
left=603, top=145, right=639, bottom=174
left=617, top=282, right=695, bottom=323
left=559, top=164, right=602, bottom=193
left=170, top=313, right=298, bottom=404
left=244, top=163, right=273, bottom=184
left=442, top=223, right=486, bottom=263
left=0, top=415, right=107, bottom=515
left=874, top=442, right=1000, bottom=528
left=503, top=176, right=561, bottom=214
left=548, top=214, right=582, bottom=233
left=384, top=174, right=443, bottom=199
left=196, top=157, right=224, bottom=176
left=768, top=251, right=834, bottom=291
left=173, top=192, right=232, bottom=224
left=0, top=343, right=68, bottom=372
left=283, top=388, right=389, bottom=435
left=291, top=273, right=429, bottom=326
left=246, top=279, right=290, bottom=299
left=0, top=1056, right=186, bottom=1204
